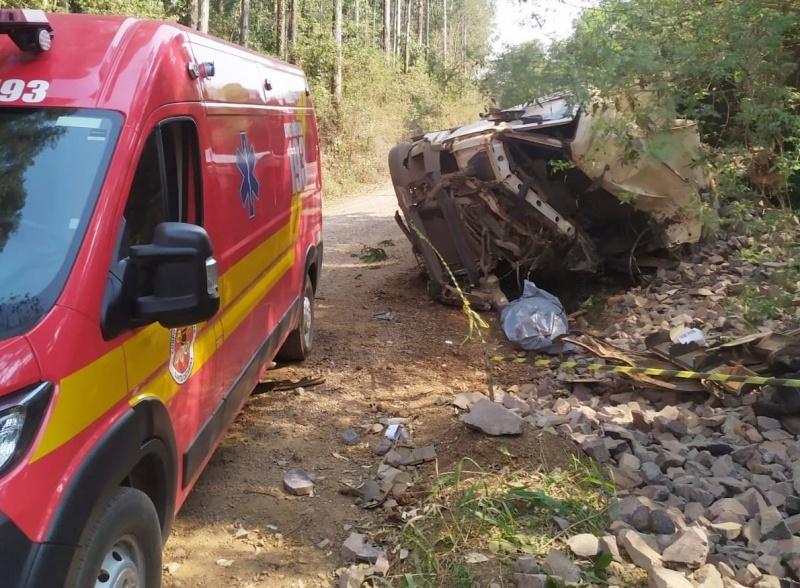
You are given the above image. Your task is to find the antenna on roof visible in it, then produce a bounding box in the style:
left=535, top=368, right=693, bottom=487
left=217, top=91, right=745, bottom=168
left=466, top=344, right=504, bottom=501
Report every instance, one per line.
left=0, top=9, right=53, bottom=52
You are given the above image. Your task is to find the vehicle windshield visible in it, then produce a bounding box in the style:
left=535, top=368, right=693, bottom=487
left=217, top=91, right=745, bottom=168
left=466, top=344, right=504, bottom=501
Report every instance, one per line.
left=0, top=108, right=122, bottom=338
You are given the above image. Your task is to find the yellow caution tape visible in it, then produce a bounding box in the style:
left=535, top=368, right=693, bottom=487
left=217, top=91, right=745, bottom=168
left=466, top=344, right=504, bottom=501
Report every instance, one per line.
left=490, top=355, right=800, bottom=388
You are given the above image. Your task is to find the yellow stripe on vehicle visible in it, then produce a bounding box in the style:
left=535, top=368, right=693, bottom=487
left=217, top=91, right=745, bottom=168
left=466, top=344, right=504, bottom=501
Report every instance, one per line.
left=31, top=347, right=128, bottom=461
left=31, top=197, right=302, bottom=462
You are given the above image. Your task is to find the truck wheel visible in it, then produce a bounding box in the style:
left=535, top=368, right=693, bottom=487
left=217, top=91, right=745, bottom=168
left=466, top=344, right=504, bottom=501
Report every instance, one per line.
left=277, top=279, right=315, bottom=362
left=67, top=487, right=162, bottom=588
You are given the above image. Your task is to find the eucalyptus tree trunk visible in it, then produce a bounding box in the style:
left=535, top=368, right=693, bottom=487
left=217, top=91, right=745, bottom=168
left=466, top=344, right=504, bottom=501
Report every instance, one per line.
left=442, top=0, right=447, bottom=67
left=403, top=0, right=411, bottom=72
left=394, top=0, right=401, bottom=56
left=240, top=0, right=250, bottom=45
left=425, top=0, right=429, bottom=51
left=355, top=0, right=360, bottom=27
left=333, top=0, right=343, bottom=106
left=289, top=0, right=298, bottom=59
left=416, top=0, right=423, bottom=46
left=188, top=0, right=199, bottom=29
left=277, top=0, right=287, bottom=59
left=383, top=0, right=391, bottom=55
left=199, top=0, right=209, bottom=32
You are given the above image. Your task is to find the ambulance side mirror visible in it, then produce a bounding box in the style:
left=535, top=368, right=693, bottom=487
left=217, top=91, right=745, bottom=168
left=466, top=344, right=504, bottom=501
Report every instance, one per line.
left=128, top=222, right=221, bottom=328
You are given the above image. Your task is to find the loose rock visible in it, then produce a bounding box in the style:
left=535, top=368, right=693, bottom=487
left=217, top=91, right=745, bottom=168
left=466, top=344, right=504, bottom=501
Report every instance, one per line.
left=462, top=399, right=525, bottom=435
left=566, top=533, right=600, bottom=558
left=283, top=468, right=315, bottom=496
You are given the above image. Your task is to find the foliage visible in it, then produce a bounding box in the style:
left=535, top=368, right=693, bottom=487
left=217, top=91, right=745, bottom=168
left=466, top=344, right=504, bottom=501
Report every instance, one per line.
left=483, top=0, right=800, bottom=205
left=399, top=455, right=613, bottom=587
left=10, top=0, right=492, bottom=199
left=481, top=40, right=546, bottom=108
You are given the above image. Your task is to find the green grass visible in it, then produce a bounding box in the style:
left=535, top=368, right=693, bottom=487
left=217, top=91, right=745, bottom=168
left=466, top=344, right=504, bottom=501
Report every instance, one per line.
left=353, top=245, right=389, bottom=263
left=396, top=456, right=615, bottom=587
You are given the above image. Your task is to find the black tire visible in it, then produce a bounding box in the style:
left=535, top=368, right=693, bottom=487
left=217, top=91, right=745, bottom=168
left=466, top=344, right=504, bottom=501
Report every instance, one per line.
left=277, top=278, right=315, bottom=362
left=66, top=487, right=162, bottom=588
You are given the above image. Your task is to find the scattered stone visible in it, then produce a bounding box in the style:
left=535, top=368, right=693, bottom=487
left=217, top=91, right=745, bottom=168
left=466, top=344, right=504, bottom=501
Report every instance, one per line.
left=631, top=505, right=652, bottom=532
left=684, top=502, right=706, bottom=522
left=693, top=564, right=724, bottom=588
left=452, top=391, right=486, bottom=410
left=710, top=521, right=742, bottom=540
left=619, top=529, right=663, bottom=570
left=404, top=445, right=437, bottom=465
left=464, top=552, right=490, bottom=564
left=283, top=468, right=314, bottom=496
left=662, top=526, right=709, bottom=567
left=609, top=465, right=644, bottom=489
left=582, top=438, right=612, bottom=463
left=760, top=506, right=792, bottom=540
left=566, top=533, right=600, bottom=557
left=514, top=574, right=549, bottom=588
left=785, top=495, right=800, bottom=515
left=341, top=428, right=361, bottom=445
left=599, top=535, right=623, bottom=562
left=674, top=483, right=714, bottom=506
left=503, top=393, right=532, bottom=416
left=754, top=576, right=781, bottom=588
left=341, top=533, right=385, bottom=564
left=215, top=559, right=234, bottom=568
left=618, top=452, right=641, bottom=470
left=650, top=509, right=677, bottom=535
left=462, top=399, right=524, bottom=435
left=552, top=397, right=572, bottom=416
left=542, top=549, right=581, bottom=584
left=754, top=554, right=785, bottom=577
left=736, top=563, right=761, bottom=586
left=641, top=462, right=666, bottom=484
left=756, top=416, right=782, bottom=431
left=515, top=555, right=540, bottom=574
left=337, top=565, right=369, bottom=588
left=373, top=437, right=393, bottom=456
left=649, top=566, right=693, bottom=588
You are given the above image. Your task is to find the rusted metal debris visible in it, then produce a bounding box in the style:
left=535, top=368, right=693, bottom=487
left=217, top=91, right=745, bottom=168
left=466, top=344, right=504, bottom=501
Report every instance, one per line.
left=388, top=92, right=715, bottom=309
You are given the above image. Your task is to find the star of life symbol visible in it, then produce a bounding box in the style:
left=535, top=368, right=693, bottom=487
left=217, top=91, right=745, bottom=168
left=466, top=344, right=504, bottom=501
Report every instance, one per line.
left=235, top=131, right=260, bottom=218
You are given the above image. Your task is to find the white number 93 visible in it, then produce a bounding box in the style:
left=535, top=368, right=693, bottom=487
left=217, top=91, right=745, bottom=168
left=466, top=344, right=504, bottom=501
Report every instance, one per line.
left=0, top=79, right=50, bottom=103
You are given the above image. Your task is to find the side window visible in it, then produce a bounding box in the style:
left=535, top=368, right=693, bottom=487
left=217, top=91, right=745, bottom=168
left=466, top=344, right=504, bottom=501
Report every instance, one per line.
left=119, top=119, right=202, bottom=258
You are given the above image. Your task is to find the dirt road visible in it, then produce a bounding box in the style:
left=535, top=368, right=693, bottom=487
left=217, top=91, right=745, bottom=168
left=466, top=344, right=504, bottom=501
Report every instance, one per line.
left=162, top=186, right=554, bottom=587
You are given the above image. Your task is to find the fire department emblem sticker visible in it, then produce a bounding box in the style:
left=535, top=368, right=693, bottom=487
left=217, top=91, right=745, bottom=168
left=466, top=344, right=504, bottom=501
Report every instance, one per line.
left=169, top=325, right=197, bottom=384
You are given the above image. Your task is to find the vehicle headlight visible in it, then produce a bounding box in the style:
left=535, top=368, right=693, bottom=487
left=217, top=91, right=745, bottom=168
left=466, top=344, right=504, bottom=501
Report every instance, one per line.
left=0, top=408, right=26, bottom=471
left=0, top=383, right=52, bottom=477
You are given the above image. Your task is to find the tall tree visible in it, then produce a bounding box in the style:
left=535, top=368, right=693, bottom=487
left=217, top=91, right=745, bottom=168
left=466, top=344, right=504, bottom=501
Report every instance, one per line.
left=425, top=0, right=430, bottom=52
left=416, top=0, right=423, bottom=45
left=289, top=0, right=298, bottom=59
left=333, top=0, right=343, bottom=106
left=383, top=0, right=391, bottom=55
left=442, top=0, right=447, bottom=67
left=355, top=0, right=360, bottom=27
left=240, top=0, right=250, bottom=45
left=277, top=0, right=287, bottom=59
left=199, top=0, right=209, bottom=32
left=403, top=0, right=411, bottom=72
left=393, top=0, right=400, bottom=56
left=188, top=0, right=199, bottom=29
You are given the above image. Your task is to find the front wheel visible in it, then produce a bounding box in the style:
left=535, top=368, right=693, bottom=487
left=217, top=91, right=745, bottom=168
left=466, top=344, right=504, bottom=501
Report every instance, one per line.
left=67, top=487, right=162, bottom=588
left=277, top=278, right=315, bottom=362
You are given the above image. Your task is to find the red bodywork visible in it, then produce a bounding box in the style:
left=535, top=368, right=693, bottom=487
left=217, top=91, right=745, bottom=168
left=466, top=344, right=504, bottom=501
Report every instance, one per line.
left=0, top=12, right=322, bottom=562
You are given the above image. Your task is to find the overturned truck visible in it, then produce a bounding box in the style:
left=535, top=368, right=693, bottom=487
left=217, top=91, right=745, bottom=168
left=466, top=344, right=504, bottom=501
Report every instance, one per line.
left=389, top=93, right=714, bottom=309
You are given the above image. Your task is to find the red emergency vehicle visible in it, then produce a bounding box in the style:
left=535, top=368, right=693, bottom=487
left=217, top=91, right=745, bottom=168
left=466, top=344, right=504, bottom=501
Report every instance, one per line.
left=0, top=9, right=323, bottom=587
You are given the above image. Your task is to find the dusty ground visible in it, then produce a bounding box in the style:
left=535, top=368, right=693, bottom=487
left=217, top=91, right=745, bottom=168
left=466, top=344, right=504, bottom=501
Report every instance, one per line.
left=162, top=186, right=568, bottom=587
